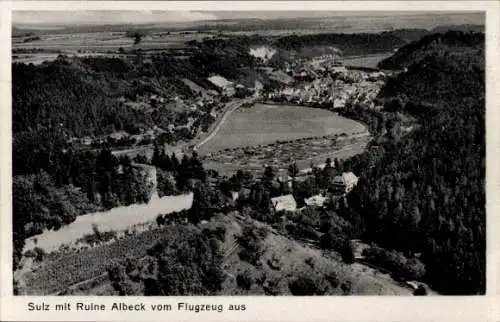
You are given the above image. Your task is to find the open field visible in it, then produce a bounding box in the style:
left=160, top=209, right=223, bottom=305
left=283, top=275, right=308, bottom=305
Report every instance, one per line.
left=12, top=30, right=209, bottom=64
left=13, top=31, right=210, bottom=50
left=197, top=104, right=366, bottom=155
left=193, top=97, right=257, bottom=150
left=23, top=193, right=193, bottom=254
left=341, top=52, right=394, bottom=69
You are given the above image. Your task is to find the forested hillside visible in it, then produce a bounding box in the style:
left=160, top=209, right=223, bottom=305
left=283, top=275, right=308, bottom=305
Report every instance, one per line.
left=13, top=56, right=201, bottom=139
left=377, top=31, right=484, bottom=69
left=345, top=31, right=485, bottom=294
left=13, top=60, right=137, bottom=137
left=275, top=32, right=406, bottom=55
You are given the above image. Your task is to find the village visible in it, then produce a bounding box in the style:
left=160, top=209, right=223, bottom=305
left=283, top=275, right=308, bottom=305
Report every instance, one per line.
left=266, top=55, right=387, bottom=110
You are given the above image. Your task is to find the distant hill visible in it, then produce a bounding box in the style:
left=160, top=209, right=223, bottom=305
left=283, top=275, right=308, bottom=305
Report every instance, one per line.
left=431, top=24, right=484, bottom=34
left=380, top=29, right=429, bottom=43
left=377, top=30, right=484, bottom=70
left=274, top=32, right=407, bottom=56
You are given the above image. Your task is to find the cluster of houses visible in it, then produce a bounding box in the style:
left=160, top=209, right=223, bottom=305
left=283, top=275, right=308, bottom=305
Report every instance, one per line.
left=69, top=126, right=172, bottom=151
left=265, top=53, right=386, bottom=110
left=268, top=69, right=385, bottom=110
left=268, top=171, right=359, bottom=212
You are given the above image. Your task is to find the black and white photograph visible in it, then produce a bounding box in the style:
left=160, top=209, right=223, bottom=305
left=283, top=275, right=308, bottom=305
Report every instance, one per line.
left=7, top=5, right=489, bottom=301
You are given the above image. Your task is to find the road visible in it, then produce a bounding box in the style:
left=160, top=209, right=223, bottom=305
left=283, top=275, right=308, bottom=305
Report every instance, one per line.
left=193, top=97, right=257, bottom=152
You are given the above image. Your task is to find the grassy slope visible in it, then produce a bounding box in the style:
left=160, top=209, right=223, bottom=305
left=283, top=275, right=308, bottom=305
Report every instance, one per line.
left=21, top=213, right=411, bottom=296
left=219, top=216, right=411, bottom=295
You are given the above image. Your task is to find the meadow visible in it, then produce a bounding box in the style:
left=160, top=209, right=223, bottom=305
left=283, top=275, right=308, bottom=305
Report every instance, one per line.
left=197, top=104, right=366, bottom=155
left=11, top=30, right=210, bottom=64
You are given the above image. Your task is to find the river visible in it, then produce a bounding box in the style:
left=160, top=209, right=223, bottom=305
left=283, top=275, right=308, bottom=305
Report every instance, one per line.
left=23, top=193, right=193, bottom=253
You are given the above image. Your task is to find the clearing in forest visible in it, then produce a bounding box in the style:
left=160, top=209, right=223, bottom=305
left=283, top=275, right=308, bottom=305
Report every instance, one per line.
left=197, top=103, right=366, bottom=155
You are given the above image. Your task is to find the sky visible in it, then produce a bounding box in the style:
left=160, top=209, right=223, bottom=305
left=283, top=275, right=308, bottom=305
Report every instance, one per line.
left=12, top=10, right=484, bottom=26
left=13, top=11, right=218, bottom=25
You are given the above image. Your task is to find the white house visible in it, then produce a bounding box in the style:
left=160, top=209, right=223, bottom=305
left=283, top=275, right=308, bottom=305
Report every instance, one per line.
left=208, top=75, right=235, bottom=97
left=305, top=194, right=326, bottom=207
left=332, top=172, right=359, bottom=194
left=271, top=195, right=297, bottom=212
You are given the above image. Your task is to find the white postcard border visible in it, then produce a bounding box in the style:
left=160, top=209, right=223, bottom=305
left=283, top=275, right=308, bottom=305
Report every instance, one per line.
left=1, top=2, right=499, bottom=322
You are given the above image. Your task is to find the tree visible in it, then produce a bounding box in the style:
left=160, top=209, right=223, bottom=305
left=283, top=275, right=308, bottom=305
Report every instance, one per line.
left=148, top=230, right=225, bottom=295
left=325, top=158, right=332, bottom=170
left=119, top=155, right=132, bottom=167
left=263, top=166, right=275, bottom=184
left=134, top=154, right=148, bottom=164
left=403, top=258, right=426, bottom=280
left=156, top=169, right=177, bottom=197
left=151, top=145, right=164, bottom=168
left=188, top=183, right=212, bottom=223
left=156, top=214, right=165, bottom=226
left=413, top=285, right=428, bottom=296
left=288, top=162, right=299, bottom=179
left=339, top=239, right=355, bottom=264
left=236, top=270, right=254, bottom=290
left=107, top=263, right=135, bottom=295
left=170, top=153, right=179, bottom=171
left=238, top=225, right=268, bottom=265
left=334, top=158, right=341, bottom=169
left=125, top=31, right=144, bottom=45
left=289, top=275, right=327, bottom=295
left=190, top=151, right=206, bottom=181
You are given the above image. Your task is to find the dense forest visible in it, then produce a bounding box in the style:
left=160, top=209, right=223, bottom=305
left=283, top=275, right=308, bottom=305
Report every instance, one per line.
left=344, top=32, right=485, bottom=294
left=106, top=224, right=226, bottom=296
left=13, top=55, right=207, bottom=140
